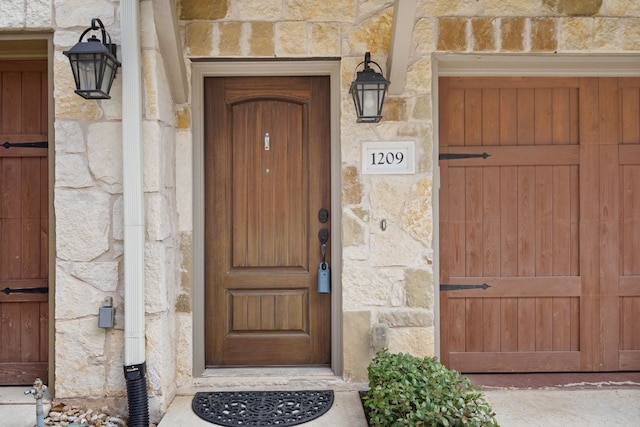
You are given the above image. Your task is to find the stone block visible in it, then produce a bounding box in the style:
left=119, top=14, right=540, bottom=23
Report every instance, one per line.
left=370, top=230, right=427, bottom=267
left=388, top=326, right=434, bottom=357
left=378, top=309, right=433, bottom=328
left=414, top=18, right=436, bottom=54
left=543, top=0, right=602, bottom=16
left=176, top=131, right=193, bottom=232
left=55, top=189, right=110, bottom=261
left=179, top=232, right=193, bottom=292
left=348, top=8, right=393, bottom=55
left=143, top=121, right=162, bottom=192
left=87, top=122, right=123, bottom=193
left=370, top=178, right=411, bottom=219
left=383, top=97, right=408, bottom=122
left=405, top=268, right=433, bottom=308
left=55, top=267, right=109, bottom=320
left=26, top=0, right=52, bottom=27
left=310, top=23, right=341, bottom=56
left=501, top=18, right=525, bottom=51
left=186, top=22, right=214, bottom=56
left=55, top=154, right=93, bottom=188
left=559, top=17, right=592, bottom=50
left=622, top=18, right=640, bottom=50
left=250, top=22, right=275, bottom=56
left=218, top=22, right=243, bottom=56
left=342, top=165, right=363, bottom=205
left=146, top=193, right=172, bottom=241
left=59, top=261, right=119, bottom=293
left=54, top=0, right=115, bottom=28
left=145, top=242, right=169, bottom=313
left=342, top=311, right=373, bottom=382
left=531, top=18, right=559, bottom=52
left=54, top=120, right=85, bottom=153
left=113, top=196, right=123, bottom=240
left=485, top=0, right=543, bottom=15
left=412, top=95, right=432, bottom=121
left=472, top=18, right=496, bottom=51
left=180, top=0, right=228, bottom=20
left=175, top=314, right=193, bottom=383
left=343, top=213, right=365, bottom=246
left=277, top=21, right=307, bottom=55
left=55, top=318, right=107, bottom=397
left=342, top=264, right=404, bottom=310
left=0, top=0, right=24, bottom=27
left=143, top=51, right=175, bottom=124
left=606, top=0, right=640, bottom=16
left=401, top=196, right=431, bottom=245
left=405, top=58, right=432, bottom=95
left=236, top=0, right=282, bottom=20
left=594, top=18, right=619, bottom=49
left=417, top=0, right=483, bottom=16
left=286, top=0, right=355, bottom=21
left=437, top=18, right=467, bottom=51
left=176, top=108, right=191, bottom=129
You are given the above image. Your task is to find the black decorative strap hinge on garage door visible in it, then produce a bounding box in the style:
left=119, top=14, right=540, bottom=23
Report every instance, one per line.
left=2, top=287, right=49, bottom=295
left=2, top=141, right=48, bottom=149
left=439, top=152, right=490, bottom=160
left=440, top=283, right=491, bottom=291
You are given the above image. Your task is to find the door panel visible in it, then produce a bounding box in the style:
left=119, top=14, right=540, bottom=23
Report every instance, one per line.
left=0, top=60, right=48, bottom=385
left=204, top=76, right=331, bottom=366
left=440, top=77, right=639, bottom=373
left=619, top=79, right=640, bottom=370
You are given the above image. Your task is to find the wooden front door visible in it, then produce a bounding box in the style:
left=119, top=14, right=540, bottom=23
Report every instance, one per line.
left=204, top=76, right=331, bottom=366
left=0, top=60, right=49, bottom=384
left=439, top=77, right=640, bottom=372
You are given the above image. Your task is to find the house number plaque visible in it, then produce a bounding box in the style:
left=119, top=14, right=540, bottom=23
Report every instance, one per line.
left=362, top=140, right=415, bottom=175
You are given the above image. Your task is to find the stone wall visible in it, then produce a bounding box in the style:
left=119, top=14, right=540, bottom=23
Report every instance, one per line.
left=2, top=0, right=181, bottom=421
left=2, top=0, right=639, bottom=421
left=177, top=0, right=640, bottom=384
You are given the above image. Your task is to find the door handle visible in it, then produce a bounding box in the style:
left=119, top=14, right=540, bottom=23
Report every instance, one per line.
left=318, top=227, right=330, bottom=293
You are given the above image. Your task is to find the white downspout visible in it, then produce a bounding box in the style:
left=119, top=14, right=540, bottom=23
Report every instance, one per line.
left=121, top=1, right=149, bottom=425
left=121, top=0, right=145, bottom=370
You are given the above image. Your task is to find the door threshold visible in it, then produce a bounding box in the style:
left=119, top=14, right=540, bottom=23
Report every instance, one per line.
left=203, top=366, right=334, bottom=377
left=185, top=367, right=363, bottom=394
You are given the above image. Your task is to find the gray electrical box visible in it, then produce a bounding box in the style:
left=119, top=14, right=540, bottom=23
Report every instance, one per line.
left=98, top=297, right=115, bottom=328
left=371, top=323, right=389, bottom=349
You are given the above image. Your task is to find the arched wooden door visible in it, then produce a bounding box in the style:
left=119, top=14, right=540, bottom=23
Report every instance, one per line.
left=203, top=76, right=332, bottom=366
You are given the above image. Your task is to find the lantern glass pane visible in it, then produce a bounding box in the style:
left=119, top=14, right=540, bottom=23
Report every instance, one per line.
left=75, top=53, right=100, bottom=92
left=362, top=85, right=381, bottom=117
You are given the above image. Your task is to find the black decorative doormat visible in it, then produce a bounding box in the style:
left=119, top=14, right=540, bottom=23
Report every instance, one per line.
left=192, top=390, right=334, bottom=426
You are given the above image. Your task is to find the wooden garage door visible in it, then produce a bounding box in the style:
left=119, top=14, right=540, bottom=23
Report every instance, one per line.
left=439, top=77, right=640, bottom=372
left=0, top=60, right=49, bottom=384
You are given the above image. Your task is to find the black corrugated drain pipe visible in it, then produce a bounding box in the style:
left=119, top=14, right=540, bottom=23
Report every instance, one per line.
left=124, top=362, right=149, bottom=427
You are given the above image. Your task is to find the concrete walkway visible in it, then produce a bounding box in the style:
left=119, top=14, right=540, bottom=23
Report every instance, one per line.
left=3, top=385, right=640, bottom=426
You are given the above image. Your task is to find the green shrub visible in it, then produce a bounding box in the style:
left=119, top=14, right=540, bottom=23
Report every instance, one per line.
left=363, top=349, right=499, bottom=427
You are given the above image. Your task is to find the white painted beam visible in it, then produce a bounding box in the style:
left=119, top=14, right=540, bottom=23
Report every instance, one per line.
left=152, top=0, right=188, bottom=103
left=386, top=0, right=417, bottom=95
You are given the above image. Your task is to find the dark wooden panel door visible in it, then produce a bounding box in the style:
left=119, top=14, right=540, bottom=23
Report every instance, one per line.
left=204, top=76, right=331, bottom=366
left=440, top=77, right=640, bottom=373
left=0, top=60, right=49, bottom=384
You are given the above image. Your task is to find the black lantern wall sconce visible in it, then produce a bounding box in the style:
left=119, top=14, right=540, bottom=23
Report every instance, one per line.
left=63, top=18, right=121, bottom=100
left=349, top=52, right=390, bottom=123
